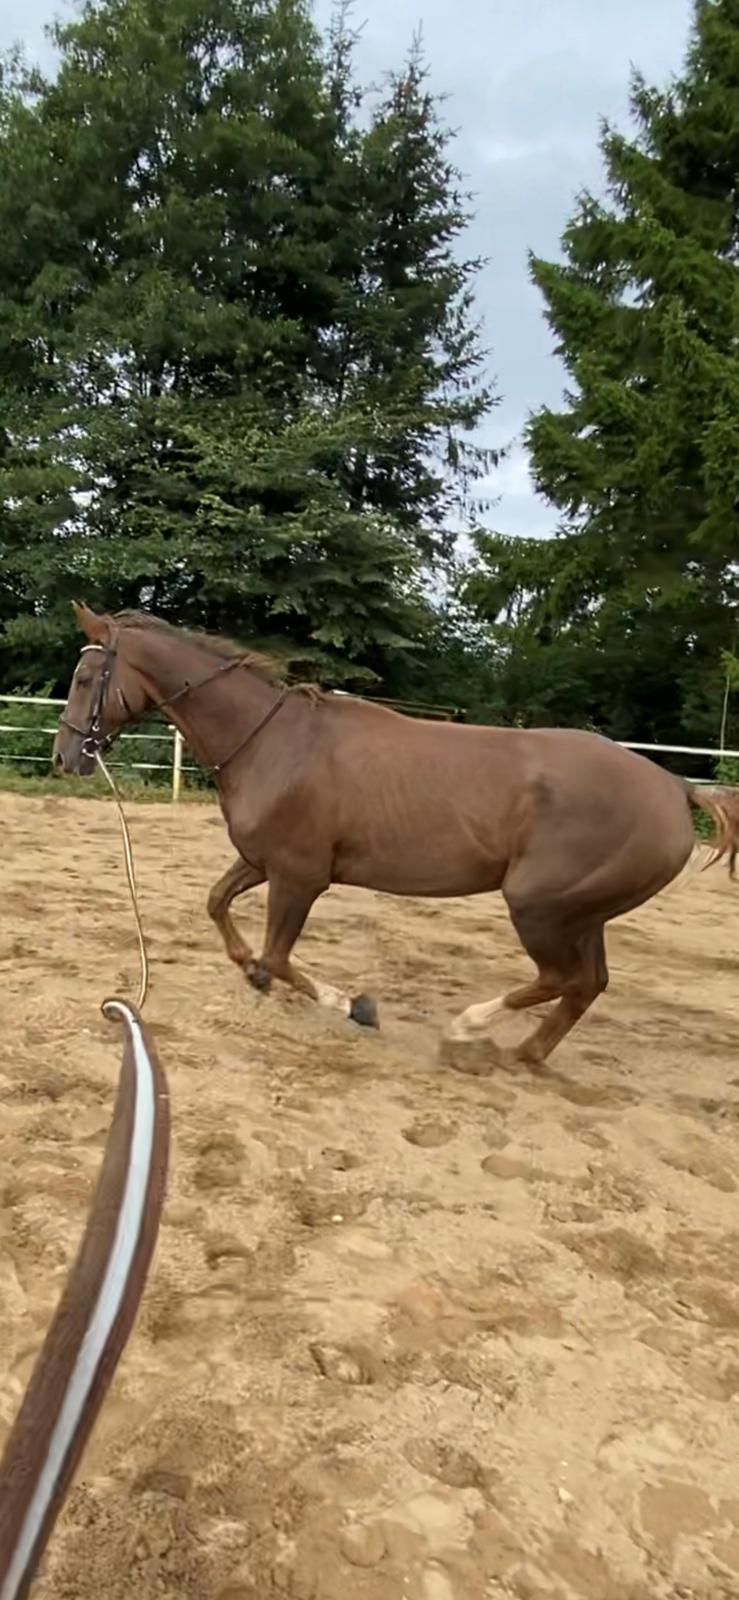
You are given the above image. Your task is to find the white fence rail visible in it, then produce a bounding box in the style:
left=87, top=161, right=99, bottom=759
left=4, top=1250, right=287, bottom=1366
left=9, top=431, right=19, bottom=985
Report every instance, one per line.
left=0, top=693, right=188, bottom=800
left=0, top=692, right=737, bottom=802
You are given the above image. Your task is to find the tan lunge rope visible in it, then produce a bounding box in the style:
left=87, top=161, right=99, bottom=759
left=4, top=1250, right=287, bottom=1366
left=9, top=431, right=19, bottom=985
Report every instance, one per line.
left=95, top=752, right=150, bottom=1010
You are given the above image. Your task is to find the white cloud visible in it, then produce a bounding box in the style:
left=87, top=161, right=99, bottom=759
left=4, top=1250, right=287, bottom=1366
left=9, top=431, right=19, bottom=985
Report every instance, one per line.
left=476, top=136, right=563, bottom=166
left=478, top=440, right=554, bottom=540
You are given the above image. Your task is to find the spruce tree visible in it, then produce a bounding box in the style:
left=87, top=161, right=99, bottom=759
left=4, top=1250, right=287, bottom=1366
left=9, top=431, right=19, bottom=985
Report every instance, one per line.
left=465, top=0, right=739, bottom=743
left=0, top=0, right=495, bottom=692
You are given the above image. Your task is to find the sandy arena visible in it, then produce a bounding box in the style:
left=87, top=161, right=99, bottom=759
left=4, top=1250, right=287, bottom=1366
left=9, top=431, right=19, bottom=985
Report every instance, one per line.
left=1, top=791, right=739, bottom=1599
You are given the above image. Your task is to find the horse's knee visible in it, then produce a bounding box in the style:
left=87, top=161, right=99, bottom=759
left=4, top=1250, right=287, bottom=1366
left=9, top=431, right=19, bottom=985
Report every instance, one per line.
left=207, top=885, right=223, bottom=921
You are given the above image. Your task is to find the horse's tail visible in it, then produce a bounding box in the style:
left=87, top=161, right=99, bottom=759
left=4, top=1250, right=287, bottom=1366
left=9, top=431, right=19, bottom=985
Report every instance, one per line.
left=686, top=785, right=739, bottom=879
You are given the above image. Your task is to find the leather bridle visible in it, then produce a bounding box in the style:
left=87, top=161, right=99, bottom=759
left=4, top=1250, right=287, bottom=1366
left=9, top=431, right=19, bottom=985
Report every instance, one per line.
left=59, top=639, right=289, bottom=778
left=58, top=643, right=121, bottom=760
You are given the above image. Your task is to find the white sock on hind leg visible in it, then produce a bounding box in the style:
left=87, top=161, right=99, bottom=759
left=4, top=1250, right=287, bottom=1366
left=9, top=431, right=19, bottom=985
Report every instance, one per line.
left=447, top=995, right=505, bottom=1043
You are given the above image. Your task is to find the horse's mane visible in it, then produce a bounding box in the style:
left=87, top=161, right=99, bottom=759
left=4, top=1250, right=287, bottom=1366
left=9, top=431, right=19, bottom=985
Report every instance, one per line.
left=113, top=611, right=283, bottom=686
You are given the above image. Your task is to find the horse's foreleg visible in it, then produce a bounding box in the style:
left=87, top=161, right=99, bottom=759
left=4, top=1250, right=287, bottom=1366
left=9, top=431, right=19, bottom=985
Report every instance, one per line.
left=207, top=856, right=265, bottom=969
left=251, top=876, right=379, bottom=1027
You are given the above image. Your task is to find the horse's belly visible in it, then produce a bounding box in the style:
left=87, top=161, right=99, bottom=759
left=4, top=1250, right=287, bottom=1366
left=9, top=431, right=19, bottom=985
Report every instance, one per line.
left=331, top=767, right=512, bottom=896
left=334, top=842, right=507, bottom=898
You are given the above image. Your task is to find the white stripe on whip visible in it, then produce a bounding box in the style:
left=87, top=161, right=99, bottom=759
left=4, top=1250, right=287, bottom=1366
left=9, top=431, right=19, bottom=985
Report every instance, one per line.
left=0, top=1002, right=156, bottom=1600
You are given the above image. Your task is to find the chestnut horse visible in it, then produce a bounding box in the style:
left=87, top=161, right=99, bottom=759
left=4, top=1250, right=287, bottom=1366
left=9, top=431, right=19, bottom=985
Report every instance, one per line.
left=53, top=604, right=738, bottom=1069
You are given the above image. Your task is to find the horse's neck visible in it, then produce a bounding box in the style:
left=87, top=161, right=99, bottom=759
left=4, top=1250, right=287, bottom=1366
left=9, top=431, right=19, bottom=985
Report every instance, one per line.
left=126, top=630, right=272, bottom=769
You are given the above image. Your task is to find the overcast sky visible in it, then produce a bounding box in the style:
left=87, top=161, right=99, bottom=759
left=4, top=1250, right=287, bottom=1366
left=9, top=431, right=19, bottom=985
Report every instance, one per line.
left=1, top=0, right=694, bottom=537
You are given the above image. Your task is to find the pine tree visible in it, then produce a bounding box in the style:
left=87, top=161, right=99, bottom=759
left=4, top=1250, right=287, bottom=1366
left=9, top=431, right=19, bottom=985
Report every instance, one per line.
left=465, top=0, right=739, bottom=744
left=0, top=0, right=495, bottom=693
left=320, top=29, right=496, bottom=555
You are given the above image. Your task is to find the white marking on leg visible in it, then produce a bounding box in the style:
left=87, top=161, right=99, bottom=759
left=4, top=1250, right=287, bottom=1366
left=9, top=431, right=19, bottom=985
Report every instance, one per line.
left=312, top=979, right=351, bottom=1018
left=447, top=995, right=505, bottom=1044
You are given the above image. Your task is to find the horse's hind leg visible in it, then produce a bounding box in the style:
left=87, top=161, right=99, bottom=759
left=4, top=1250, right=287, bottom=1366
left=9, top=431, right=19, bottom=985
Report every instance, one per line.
left=505, top=915, right=609, bottom=1066
left=445, top=909, right=608, bottom=1070
left=250, top=875, right=380, bottom=1027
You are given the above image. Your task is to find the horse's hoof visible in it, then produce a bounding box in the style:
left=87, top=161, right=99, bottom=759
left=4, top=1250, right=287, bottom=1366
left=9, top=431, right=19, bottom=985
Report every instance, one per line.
left=350, top=994, right=380, bottom=1029
left=248, top=961, right=272, bottom=994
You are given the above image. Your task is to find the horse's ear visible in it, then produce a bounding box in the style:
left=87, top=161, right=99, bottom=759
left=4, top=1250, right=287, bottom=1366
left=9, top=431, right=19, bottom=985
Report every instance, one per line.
left=73, top=602, right=111, bottom=644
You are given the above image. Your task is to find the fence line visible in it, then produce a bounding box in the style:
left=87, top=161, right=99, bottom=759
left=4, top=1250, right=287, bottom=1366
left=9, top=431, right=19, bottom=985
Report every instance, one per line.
left=0, top=692, right=737, bottom=801
left=0, top=722, right=168, bottom=742
left=616, top=741, right=739, bottom=759
left=0, top=693, right=190, bottom=792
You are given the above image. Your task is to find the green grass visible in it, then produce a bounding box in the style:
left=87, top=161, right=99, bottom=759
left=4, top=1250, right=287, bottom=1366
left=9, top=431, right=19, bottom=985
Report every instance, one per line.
left=0, top=766, right=216, bottom=803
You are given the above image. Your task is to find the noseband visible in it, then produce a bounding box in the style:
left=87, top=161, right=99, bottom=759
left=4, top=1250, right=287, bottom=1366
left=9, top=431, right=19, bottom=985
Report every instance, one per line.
left=59, top=641, right=289, bottom=777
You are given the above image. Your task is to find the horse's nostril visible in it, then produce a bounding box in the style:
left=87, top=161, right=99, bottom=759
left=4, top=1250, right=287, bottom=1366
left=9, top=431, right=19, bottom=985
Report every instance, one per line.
left=53, top=750, right=65, bottom=773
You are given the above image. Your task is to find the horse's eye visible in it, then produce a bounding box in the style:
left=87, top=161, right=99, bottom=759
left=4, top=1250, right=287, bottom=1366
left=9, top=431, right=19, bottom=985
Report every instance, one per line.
left=78, top=676, right=92, bottom=688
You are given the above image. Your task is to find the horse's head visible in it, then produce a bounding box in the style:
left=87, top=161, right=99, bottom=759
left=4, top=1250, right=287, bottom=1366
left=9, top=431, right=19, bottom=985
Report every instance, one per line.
left=53, top=603, right=151, bottom=776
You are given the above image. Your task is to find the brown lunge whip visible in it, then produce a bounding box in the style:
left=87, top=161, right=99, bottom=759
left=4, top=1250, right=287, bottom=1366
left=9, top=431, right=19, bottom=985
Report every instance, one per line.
left=0, top=1000, right=170, bottom=1600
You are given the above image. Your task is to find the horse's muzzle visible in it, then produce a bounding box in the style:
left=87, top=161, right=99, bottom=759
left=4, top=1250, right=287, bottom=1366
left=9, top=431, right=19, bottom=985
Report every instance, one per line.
left=52, top=735, right=96, bottom=778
